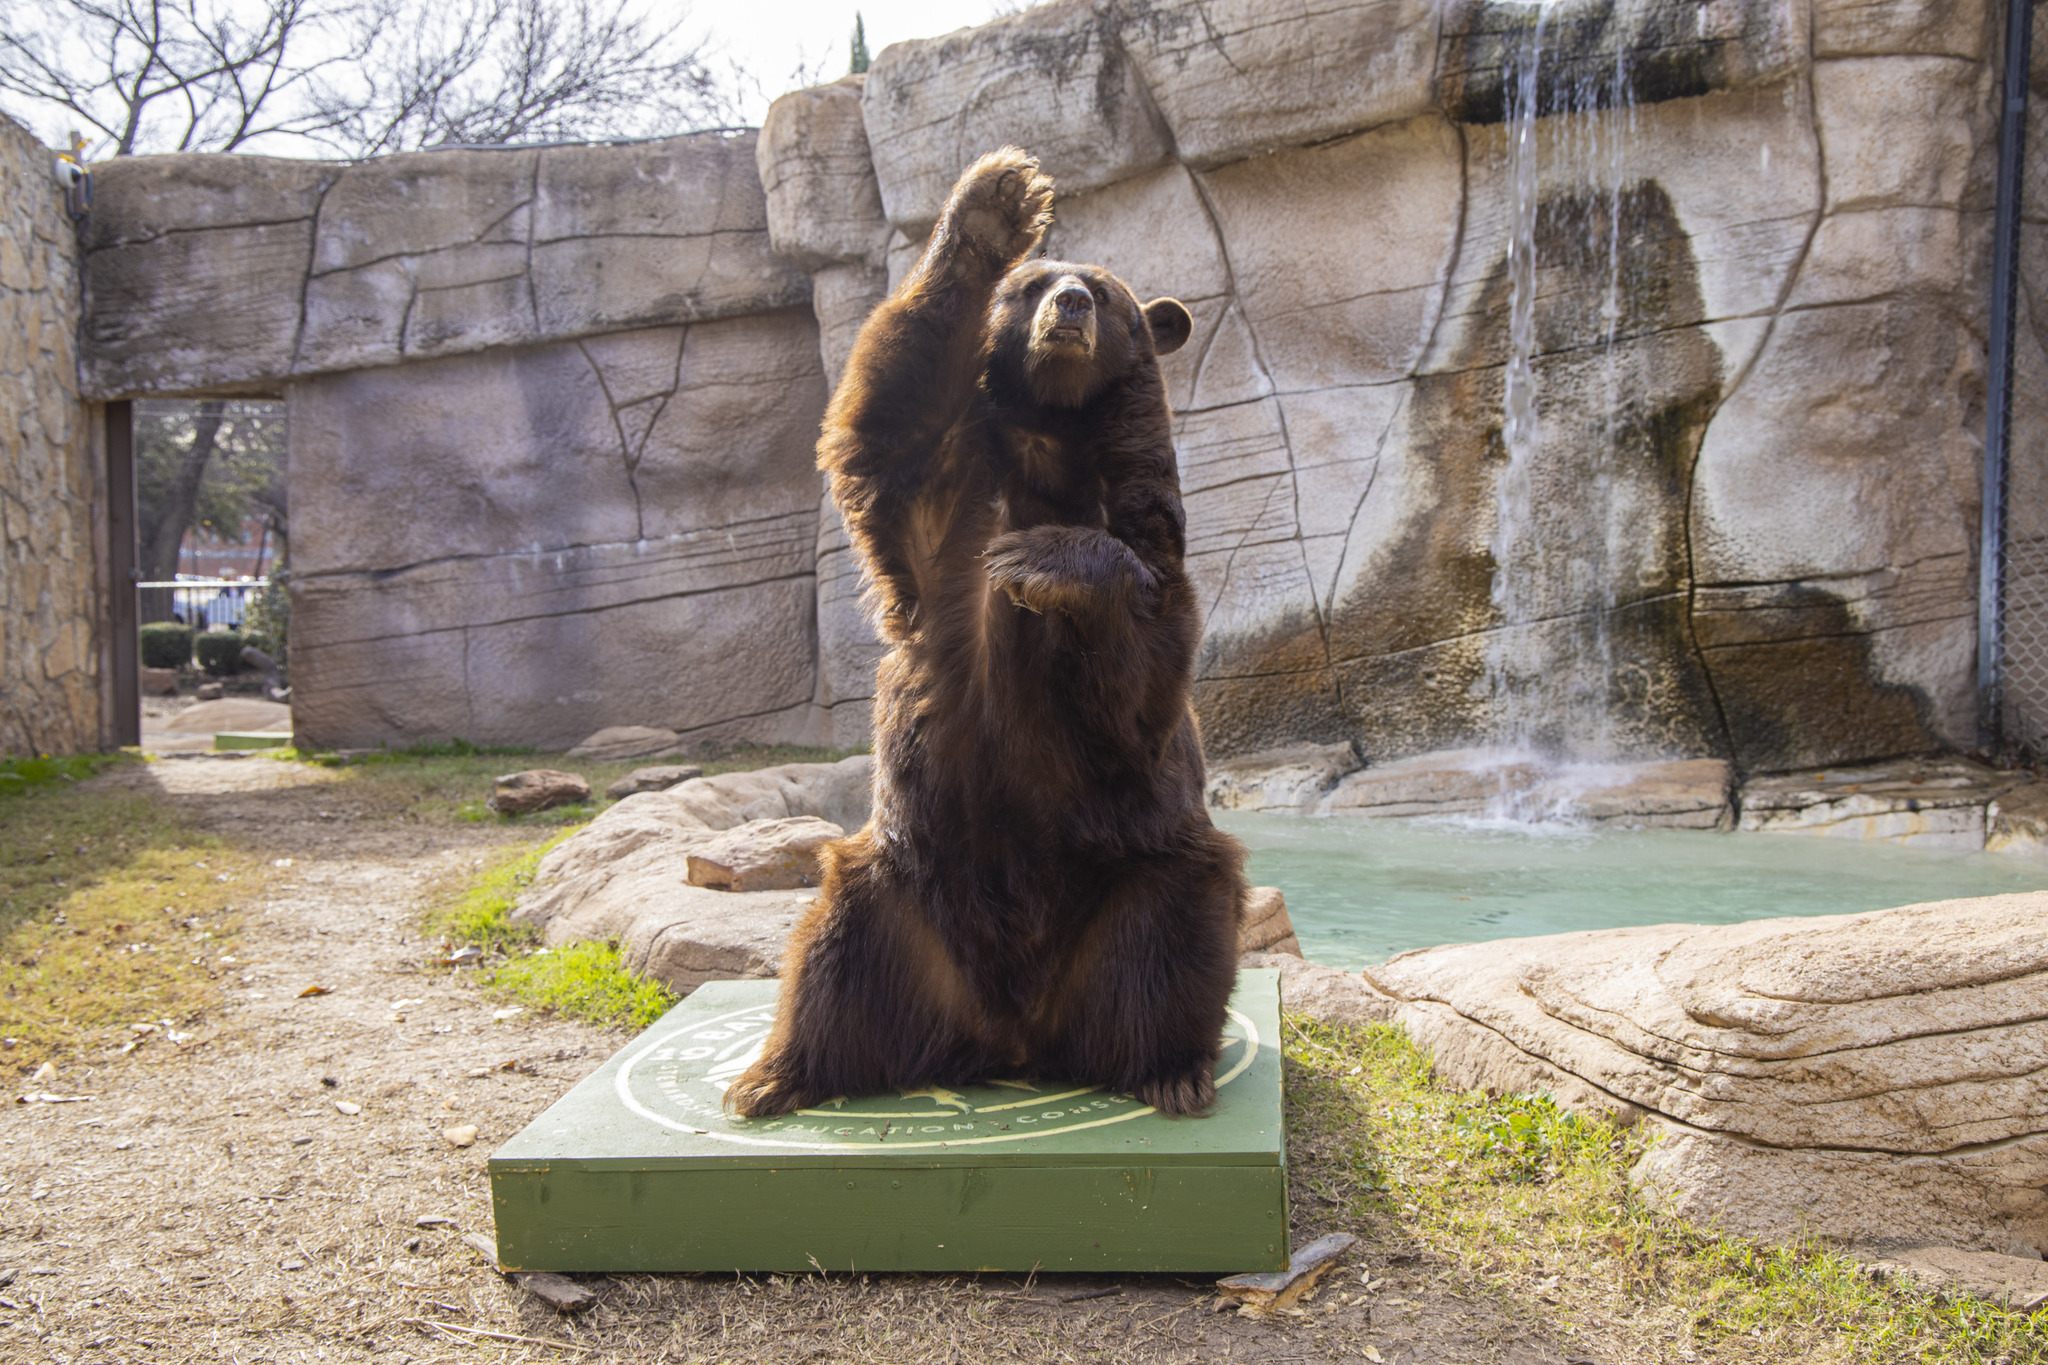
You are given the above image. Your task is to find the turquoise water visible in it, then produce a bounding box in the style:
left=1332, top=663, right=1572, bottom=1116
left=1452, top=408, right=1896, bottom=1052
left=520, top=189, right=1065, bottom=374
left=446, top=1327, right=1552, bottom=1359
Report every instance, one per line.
left=1215, top=811, right=2048, bottom=970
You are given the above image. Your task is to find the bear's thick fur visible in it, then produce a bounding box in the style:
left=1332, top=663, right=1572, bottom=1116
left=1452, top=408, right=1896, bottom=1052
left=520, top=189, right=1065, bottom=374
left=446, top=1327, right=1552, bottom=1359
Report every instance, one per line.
left=726, top=148, right=1247, bottom=1118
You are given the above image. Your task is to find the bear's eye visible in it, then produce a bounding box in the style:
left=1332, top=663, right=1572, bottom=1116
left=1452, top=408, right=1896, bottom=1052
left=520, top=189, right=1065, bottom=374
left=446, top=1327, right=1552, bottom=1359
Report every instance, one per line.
left=1090, top=285, right=1109, bottom=305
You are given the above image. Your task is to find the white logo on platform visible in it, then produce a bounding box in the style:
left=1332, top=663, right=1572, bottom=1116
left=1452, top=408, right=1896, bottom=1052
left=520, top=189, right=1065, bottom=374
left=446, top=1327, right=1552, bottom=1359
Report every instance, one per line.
left=614, top=1003, right=1260, bottom=1151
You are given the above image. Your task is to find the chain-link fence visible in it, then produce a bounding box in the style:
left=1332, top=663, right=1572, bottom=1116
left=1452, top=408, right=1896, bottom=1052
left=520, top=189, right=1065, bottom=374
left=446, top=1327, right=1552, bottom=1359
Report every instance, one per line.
left=1989, top=1, right=2047, bottom=759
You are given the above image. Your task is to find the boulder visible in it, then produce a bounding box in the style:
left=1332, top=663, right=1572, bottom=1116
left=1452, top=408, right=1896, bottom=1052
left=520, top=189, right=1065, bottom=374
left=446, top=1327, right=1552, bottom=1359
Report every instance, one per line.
left=1238, top=952, right=1390, bottom=1028
left=488, top=770, right=592, bottom=816
left=861, top=0, right=1171, bottom=233
left=159, top=698, right=292, bottom=733
left=1361, top=893, right=2048, bottom=1254
left=566, top=726, right=684, bottom=761
left=139, top=667, right=180, bottom=697
left=511, top=757, right=872, bottom=989
left=604, top=764, right=703, bottom=800
left=1988, top=781, right=2048, bottom=858
left=1238, top=886, right=1302, bottom=957
left=686, top=816, right=845, bottom=892
left=193, top=682, right=224, bottom=701
left=756, top=76, right=890, bottom=270
left=1208, top=743, right=1364, bottom=813
left=1736, top=756, right=2025, bottom=849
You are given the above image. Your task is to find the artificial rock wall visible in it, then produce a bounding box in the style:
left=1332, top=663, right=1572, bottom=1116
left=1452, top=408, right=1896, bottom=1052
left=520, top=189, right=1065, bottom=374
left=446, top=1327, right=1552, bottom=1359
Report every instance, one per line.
left=763, top=0, right=2009, bottom=772
left=82, top=132, right=841, bottom=751
left=73, top=0, right=2024, bottom=767
left=1, top=112, right=100, bottom=757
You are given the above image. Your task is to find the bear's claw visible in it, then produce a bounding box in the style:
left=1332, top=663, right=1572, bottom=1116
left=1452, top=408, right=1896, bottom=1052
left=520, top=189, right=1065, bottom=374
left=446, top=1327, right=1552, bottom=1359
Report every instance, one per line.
left=1137, top=1069, right=1217, bottom=1117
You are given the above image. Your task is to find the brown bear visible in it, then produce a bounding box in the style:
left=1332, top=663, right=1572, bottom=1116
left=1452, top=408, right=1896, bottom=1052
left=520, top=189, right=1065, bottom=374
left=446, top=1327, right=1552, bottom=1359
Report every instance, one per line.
left=725, top=147, right=1247, bottom=1119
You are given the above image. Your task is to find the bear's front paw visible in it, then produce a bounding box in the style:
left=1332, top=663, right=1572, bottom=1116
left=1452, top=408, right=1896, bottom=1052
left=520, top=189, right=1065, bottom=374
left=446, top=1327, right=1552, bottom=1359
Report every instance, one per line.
left=1137, top=1068, right=1216, bottom=1117
left=942, top=146, right=1054, bottom=266
left=985, top=545, right=1062, bottom=616
left=723, top=1062, right=810, bottom=1118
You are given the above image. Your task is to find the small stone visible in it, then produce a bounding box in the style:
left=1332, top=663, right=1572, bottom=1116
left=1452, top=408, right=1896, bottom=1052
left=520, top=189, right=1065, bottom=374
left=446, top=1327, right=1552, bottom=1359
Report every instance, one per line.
left=686, top=816, right=845, bottom=893
left=488, top=769, right=592, bottom=816
left=332, top=1100, right=361, bottom=1115
left=491, top=1008, right=522, bottom=1021
left=416, top=1215, right=455, bottom=1228
left=443, top=1124, right=479, bottom=1148
left=29, top=1063, right=53, bottom=1084
left=605, top=764, right=703, bottom=800
left=194, top=683, right=225, bottom=701
left=513, top=1269, right=598, bottom=1312
left=280, top=1259, right=305, bottom=1271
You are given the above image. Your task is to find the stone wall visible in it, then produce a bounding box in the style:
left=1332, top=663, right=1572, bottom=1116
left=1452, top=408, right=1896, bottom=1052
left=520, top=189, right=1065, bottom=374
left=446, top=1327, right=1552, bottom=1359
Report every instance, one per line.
left=71, top=0, right=2020, bottom=766
left=767, top=0, right=2009, bottom=772
left=0, top=113, right=99, bottom=757
left=80, top=131, right=839, bottom=751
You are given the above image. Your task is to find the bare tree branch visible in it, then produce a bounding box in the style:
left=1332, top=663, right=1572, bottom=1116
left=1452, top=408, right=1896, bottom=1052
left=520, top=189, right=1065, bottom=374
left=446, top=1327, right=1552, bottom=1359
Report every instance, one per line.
left=0, top=0, right=740, bottom=160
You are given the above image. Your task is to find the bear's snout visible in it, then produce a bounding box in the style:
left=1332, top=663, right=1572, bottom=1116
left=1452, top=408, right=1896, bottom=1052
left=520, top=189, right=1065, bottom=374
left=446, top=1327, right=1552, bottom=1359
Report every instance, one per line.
left=1052, top=284, right=1093, bottom=325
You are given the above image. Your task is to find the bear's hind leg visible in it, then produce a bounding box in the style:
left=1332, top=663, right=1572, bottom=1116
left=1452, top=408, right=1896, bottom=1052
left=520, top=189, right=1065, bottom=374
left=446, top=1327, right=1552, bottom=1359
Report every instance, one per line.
left=1041, top=832, right=1244, bottom=1116
left=726, top=843, right=986, bottom=1117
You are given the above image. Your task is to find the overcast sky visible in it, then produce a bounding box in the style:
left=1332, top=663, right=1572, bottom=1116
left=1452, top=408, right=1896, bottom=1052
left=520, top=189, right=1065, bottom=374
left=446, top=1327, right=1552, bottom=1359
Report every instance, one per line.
left=706, top=1, right=1004, bottom=123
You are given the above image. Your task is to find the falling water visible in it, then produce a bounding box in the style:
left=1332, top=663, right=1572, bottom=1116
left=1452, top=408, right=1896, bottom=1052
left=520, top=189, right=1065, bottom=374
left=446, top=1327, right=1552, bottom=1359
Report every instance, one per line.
left=1485, top=6, right=1548, bottom=754
left=1481, top=3, right=1646, bottom=820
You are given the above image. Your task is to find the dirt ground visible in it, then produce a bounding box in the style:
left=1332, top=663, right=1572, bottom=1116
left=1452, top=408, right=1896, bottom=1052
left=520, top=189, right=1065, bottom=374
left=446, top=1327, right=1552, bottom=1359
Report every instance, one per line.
left=1, top=758, right=1585, bottom=1365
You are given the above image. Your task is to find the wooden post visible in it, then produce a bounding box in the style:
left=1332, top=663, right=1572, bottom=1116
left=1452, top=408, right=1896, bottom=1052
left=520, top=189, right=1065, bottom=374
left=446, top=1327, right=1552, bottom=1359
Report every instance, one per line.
left=105, top=401, right=140, bottom=748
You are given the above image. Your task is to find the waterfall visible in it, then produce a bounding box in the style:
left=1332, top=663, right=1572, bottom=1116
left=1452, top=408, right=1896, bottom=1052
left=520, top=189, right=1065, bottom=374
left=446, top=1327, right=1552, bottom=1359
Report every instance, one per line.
left=1480, top=3, right=1647, bottom=822
left=1485, top=4, right=1548, bottom=754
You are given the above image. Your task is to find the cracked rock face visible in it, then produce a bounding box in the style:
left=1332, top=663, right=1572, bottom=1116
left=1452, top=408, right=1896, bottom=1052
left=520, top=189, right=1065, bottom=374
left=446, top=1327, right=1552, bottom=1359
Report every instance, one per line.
left=1363, top=892, right=2048, bottom=1254
left=63, top=0, right=2013, bottom=765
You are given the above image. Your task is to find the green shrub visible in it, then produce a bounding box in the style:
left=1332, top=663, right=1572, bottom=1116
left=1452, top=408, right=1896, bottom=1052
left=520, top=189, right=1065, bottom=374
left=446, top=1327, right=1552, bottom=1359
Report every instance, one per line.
left=194, top=629, right=245, bottom=676
left=244, top=576, right=289, bottom=668
left=138, top=622, right=193, bottom=670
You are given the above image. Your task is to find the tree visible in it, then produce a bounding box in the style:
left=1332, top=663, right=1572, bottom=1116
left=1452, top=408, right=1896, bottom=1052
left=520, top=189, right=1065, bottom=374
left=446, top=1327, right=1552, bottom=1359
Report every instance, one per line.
left=0, top=0, right=739, bottom=161
left=849, top=12, right=869, bottom=75
left=134, top=400, right=287, bottom=583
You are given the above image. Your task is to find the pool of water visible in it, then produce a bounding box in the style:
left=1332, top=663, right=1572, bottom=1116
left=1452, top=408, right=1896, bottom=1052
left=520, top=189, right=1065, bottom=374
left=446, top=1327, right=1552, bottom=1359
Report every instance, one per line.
left=1216, top=811, right=2048, bottom=970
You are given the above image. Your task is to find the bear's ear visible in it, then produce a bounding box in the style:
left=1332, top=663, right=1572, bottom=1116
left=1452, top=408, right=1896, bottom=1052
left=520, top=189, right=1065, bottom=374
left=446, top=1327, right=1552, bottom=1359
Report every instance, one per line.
left=1143, top=298, right=1193, bottom=355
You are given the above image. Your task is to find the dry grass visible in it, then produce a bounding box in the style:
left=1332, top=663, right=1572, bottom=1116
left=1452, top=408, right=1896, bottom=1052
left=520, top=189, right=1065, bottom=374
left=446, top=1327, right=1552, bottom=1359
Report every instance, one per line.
left=0, top=756, right=274, bottom=1071
left=3, top=757, right=2038, bottom=1365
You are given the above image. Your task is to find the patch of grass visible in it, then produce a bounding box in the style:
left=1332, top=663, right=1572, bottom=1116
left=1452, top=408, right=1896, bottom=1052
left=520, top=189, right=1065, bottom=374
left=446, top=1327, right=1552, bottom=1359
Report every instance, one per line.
left=0, top=762, right=267, bottom=1069
left=1282, top=1018, right=2048, bottom=1365
left=0, top=751, right=133, bottom=798
left=424, top=831, right=675, bottom=1030
left=426, top=835, right=566, bottom=952
left=486, top=941, right=678, bottom=1031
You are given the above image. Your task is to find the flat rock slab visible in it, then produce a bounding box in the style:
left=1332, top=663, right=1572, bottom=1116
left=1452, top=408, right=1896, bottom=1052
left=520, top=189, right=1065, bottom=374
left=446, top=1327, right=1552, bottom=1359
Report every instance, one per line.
left=1363, top=892, right=2048, bottom=1255
left=1218, top=747, right=1736, bottom=827
left=567, top=726, right=684, bottom=761
left=685, top=816, right=843, bottom=892
left=1738, top=756, right=2028, bottom=849
left=489, top=972, right=1288, bottom=1274
left=159, top=698, right=292, bottom=734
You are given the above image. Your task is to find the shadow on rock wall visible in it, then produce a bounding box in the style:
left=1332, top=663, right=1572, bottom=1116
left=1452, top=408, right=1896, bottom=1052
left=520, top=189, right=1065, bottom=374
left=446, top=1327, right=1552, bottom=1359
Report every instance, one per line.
left=1196, top=174, right=1942, bottom=770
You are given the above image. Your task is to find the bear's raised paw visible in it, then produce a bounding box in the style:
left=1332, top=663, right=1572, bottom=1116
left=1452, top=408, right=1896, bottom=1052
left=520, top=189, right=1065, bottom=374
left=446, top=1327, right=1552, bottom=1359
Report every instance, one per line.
left=942, top=146, right=1054, bottom=266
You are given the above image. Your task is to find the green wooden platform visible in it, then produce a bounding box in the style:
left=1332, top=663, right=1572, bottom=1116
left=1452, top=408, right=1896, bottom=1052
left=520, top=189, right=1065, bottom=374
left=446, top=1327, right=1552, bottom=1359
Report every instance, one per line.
left=489, top=969, right=1288, bottom=1274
